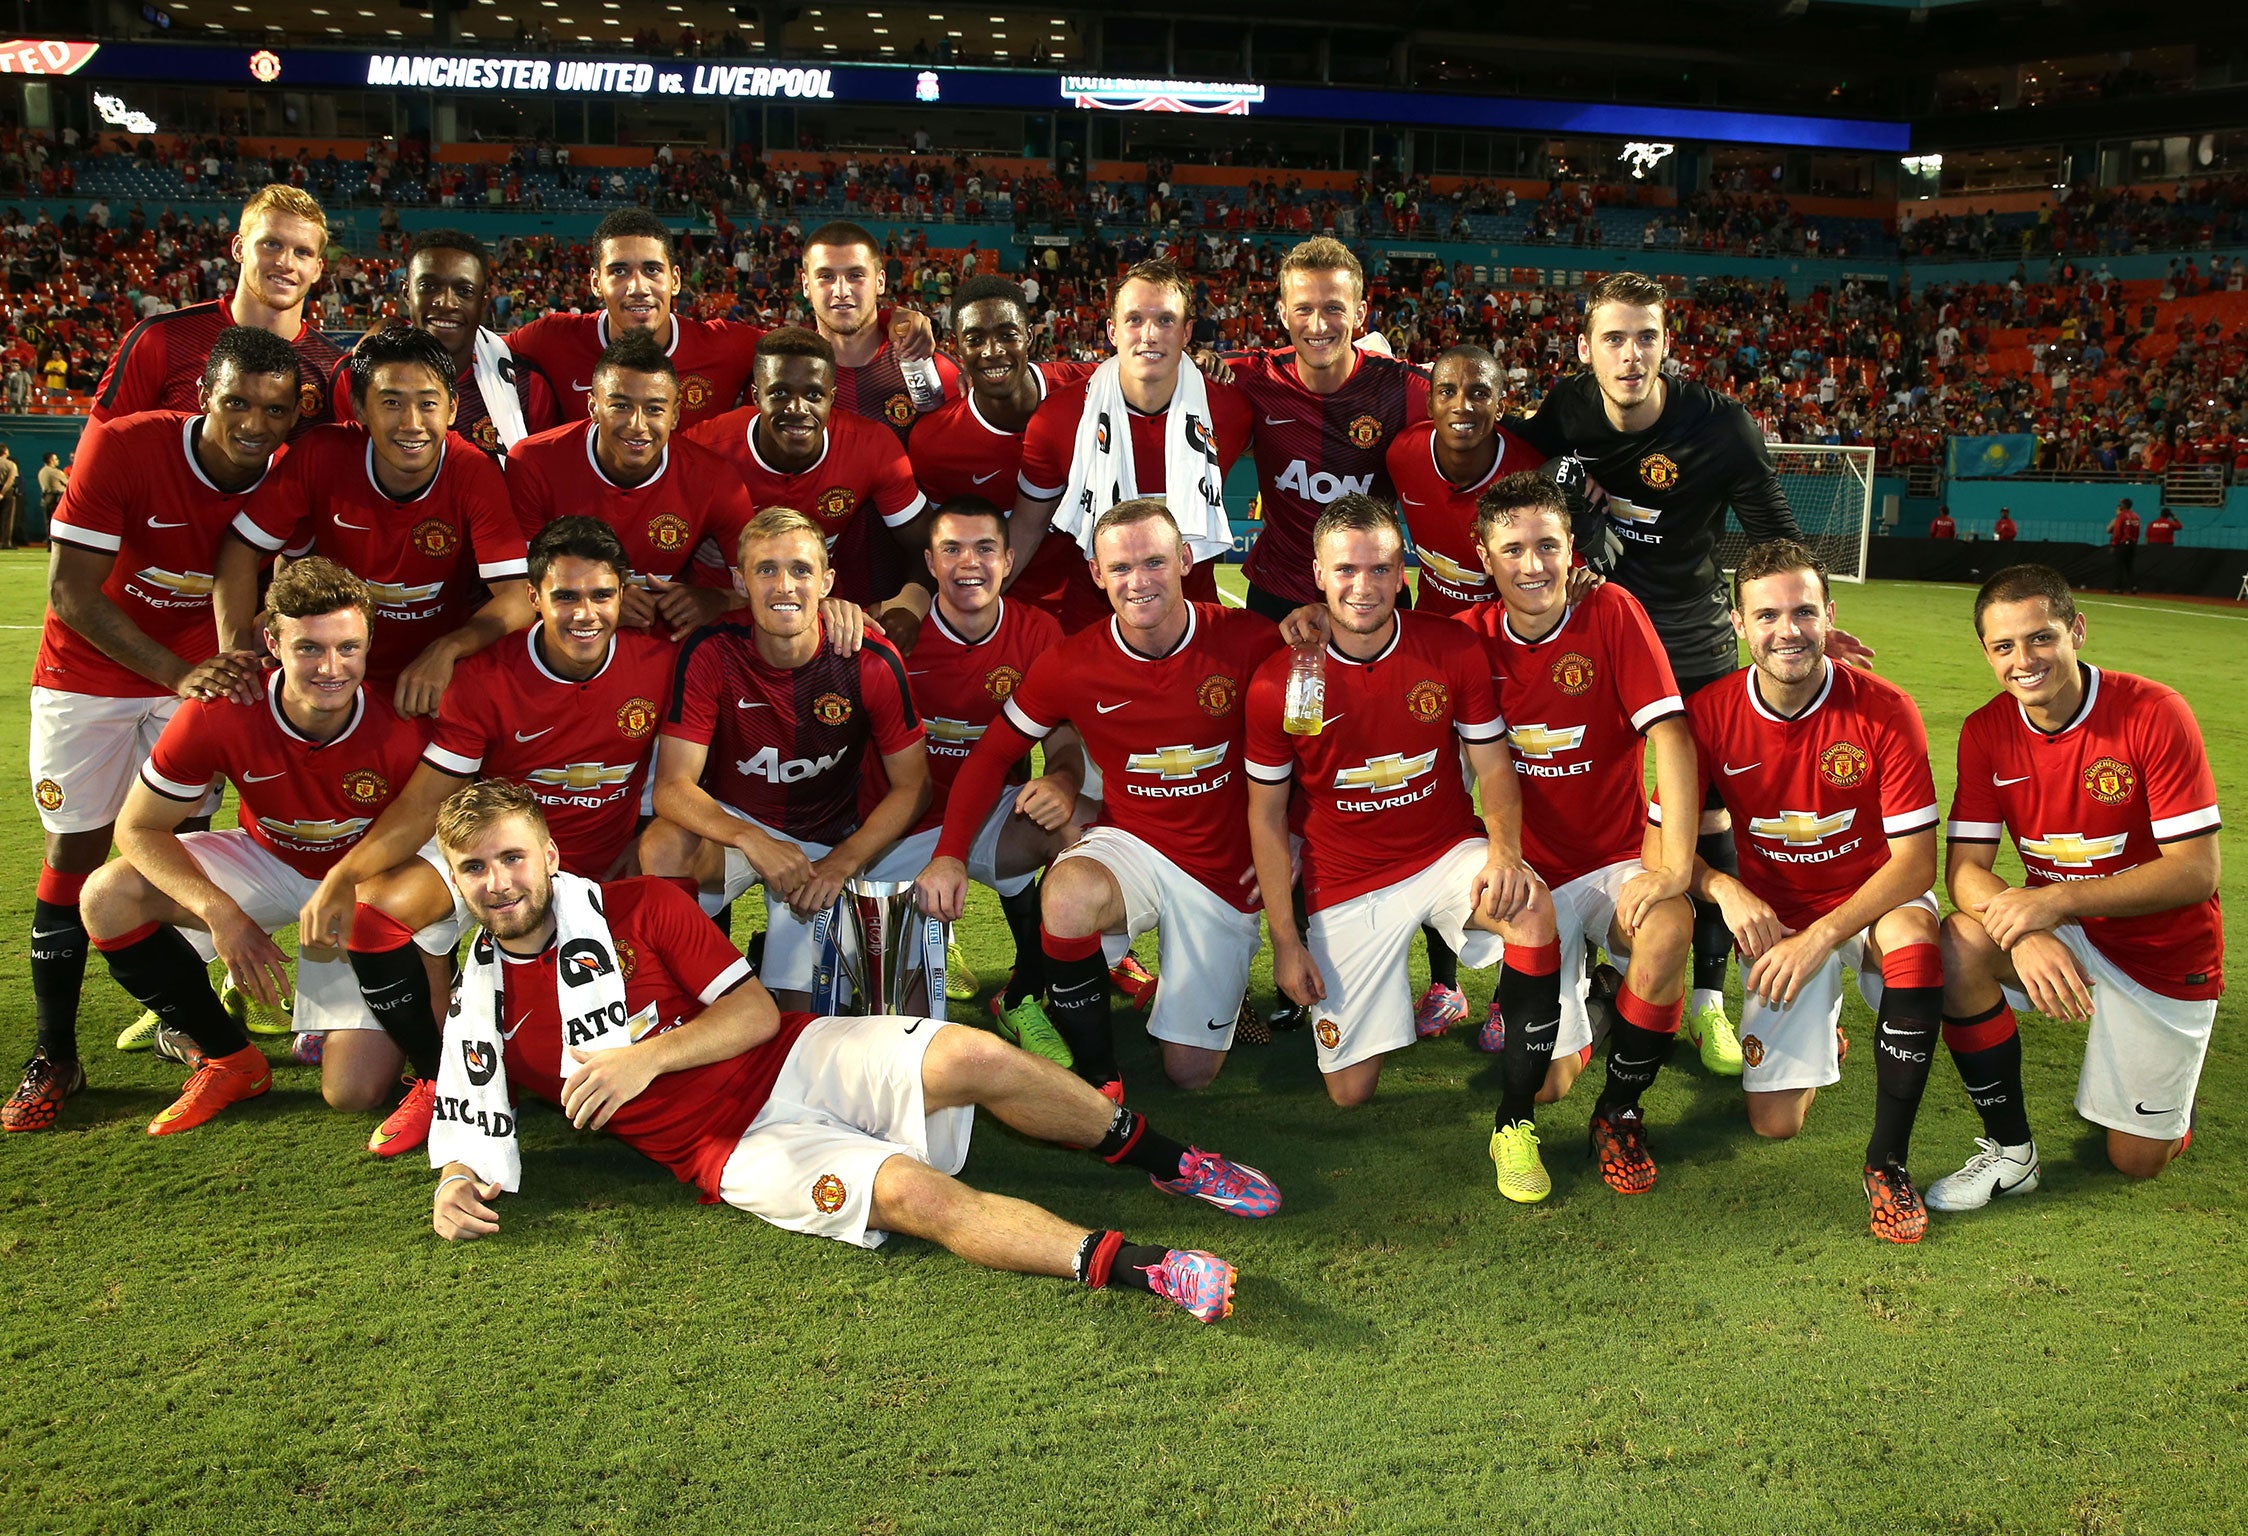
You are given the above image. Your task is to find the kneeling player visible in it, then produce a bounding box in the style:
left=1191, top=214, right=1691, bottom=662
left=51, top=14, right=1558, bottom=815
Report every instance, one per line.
left=1927, top=566, right=2222, bottom=1205
left=645, top=509, right=929, bottom=1011
left=428, top=780, right=1276, bottom=1322
left=1669, top=541, right=1944, bottom=1243
left=1461, top=473, right=1698, bottom=1193
left=81, top=561, right=428, bottom=1133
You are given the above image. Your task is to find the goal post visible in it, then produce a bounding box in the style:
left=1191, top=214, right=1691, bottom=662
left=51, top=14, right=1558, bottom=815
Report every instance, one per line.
left=1718, top=444, right=1876, bottom=584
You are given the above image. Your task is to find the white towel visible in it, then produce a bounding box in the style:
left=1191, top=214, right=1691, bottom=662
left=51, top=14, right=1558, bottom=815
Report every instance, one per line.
left=430, top=871, right=632, bottom=1192
left=473, top=325, right=531, bottom=449
left=1051, top=355, right=1232, bottom=564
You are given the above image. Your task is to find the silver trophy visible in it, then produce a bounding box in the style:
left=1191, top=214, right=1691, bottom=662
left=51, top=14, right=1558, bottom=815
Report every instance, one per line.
left=812, top=879, right=948, bottom=1018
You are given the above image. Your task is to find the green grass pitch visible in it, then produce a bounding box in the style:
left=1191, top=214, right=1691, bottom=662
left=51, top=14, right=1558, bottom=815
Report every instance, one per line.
left=0, top=550, right=2241, bottom=1535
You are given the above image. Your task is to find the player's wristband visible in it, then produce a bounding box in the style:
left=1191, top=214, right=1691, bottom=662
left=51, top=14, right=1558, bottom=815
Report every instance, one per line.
left=435, top=1172, right=475, bottom=1200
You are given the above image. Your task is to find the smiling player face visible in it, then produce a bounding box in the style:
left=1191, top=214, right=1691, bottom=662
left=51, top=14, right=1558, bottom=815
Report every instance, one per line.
left=533, top=555, right=624, bottom=671
left=1478, top=506, right=1572, bottom=627
left=588, top=364, right=677, bottom=481
left=1733, top=568, right=1833, bottom=691
left=266, top=606, right=370, bottom=726
left=1091, top=517, right=1188, bottom=638
left=233, top=210, right=326, bottom=319
left=597, top=235, right=679, bottom=340
left=1314, top=525, right=1404, bottom=639
left=1278, top=267, right=1366, bottom=383
left=925, top=510, right=1012, bottom=622
left=1976, top=595, right=2086, bottom=715
left=741, top=528, right=834, bottom=640
left=1108, top=278, right=1186, bottom=393
left=447, top=811, right=562, bottom=946
left=752, top=355, right=834, bottom=463
left=197, top=361, right=301, bottom=480
left=802, top=240, right=883, bottom=341
left=1429, top=353, right=1500, bottom=457
left=362, top=361, right=457, bottom=488
left=953, top=298, right=1033, bottom=404
left=406, top=247, right=488, bottom=363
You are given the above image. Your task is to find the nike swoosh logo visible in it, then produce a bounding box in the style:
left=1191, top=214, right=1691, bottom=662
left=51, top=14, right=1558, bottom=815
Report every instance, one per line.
left=570, top=378, right=592, bottom=394
left=1960, top=1081, right=2000, bottom=1094
left=737, top=699, right=769, bottom=710
left=243, top=770, right=286, bottom=783
left=149, top=518, right=189, bottom=529
left=335, top=516, right=373, bottom=532
left=907, top=669, right=932, bottom=676
left=2134, top=1102, right=2175, bottom=1116
left=1994, top=775, right=2030, bottom=787
left=1205, top=1019, right=1229, bottom=1031
left=1321, top=713, right=1344, bottom=728
left=1051, top=979, right=1099, bottom=998
left=902, top=1018, right=923, bottom=1035
left=514, top=727, right=554, bottom=742
left=1878, top=1025, right=1912, bottom=1038
left=1722, top=762, right=1760, bottom=776
left=364, top=980, right=406, bottom=996
left=500, top=1014, right=530, bottom=1040
left=971, top=470, right=1003, bottom=484
left=1095, top=701, right=1128, bottom=714
left=1264, top=416, right=1295, bottom=426
left=1995, top=1169, right=2038, bottom=1193
left=1524, top=1021, right=1558, bottom=1034
left=31, top=927, right=74, bottom=940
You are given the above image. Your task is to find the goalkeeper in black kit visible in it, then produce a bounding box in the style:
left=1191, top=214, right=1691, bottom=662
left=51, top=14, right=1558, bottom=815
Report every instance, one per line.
left=1514, top=272, right=1872, bottom=1072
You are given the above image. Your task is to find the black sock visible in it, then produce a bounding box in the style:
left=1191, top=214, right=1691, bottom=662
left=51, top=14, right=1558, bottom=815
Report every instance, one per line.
left=99, top=925, right=247, bottom=1058
left=1422, top=925, right=1458, bottom=991
left=31, top=898, right=89, bottom=1062
left=1041, top=928, right=1116, bottom=1087
left=1595, top=1020, right=1677, bottom=1115
left=348, top=941, right=442, bottom=1079
left=711, top=902, right=736, bottom=941
left=1496, top=945, right=1561, bottom=1128
left=1944, top=1003, right=2033, bottom=1146
left=1093, top=1104, right=1189, bottom=1180
left=1691, top=827, right=1738, bottom=993
left=999, top=883, right=1044, bottom=1007
left=1074, top=1229, right=1173, bottom=1292
left=1866, top=986, right=1941, bottom=1168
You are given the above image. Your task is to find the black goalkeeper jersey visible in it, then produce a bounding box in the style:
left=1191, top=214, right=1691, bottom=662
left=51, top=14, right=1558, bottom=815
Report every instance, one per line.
left=1514, top=374, right=1799, bottom=681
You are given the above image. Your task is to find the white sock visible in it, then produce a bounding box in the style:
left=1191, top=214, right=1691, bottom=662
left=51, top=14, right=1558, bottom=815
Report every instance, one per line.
left=1690, top=986, right=1726, bottom=1019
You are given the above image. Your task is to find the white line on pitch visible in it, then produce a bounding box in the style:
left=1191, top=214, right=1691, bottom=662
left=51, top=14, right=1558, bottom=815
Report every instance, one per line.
left=2076, top=598, right=2248, bottom=623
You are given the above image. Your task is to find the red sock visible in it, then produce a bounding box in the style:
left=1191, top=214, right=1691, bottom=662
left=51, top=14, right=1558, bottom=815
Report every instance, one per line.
left=1615, top=981, right=1683, bottom=1035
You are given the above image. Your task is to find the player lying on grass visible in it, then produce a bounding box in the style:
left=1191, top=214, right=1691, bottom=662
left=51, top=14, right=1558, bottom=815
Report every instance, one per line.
left=1660, top=539, right=1944, bottom=1244
left=1456, top=472, right=1698, bottom=1195
left=81, top=560, right=429, bottom=1134
left=1926, top=564, right=2223, bottom=1206
left=427, top=779, right=1276, bottom=1323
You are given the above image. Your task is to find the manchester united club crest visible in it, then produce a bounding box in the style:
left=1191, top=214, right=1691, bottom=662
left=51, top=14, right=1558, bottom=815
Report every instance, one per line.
left=471, top=417, right=502, bottom=452
left=340, top=769, right=389, bottom=805
left=1550, top=652, right=1596, bottom=696
left=411, top=519, right=458, bottom=559
left=616, top=697, right=659, bottom=739
left=1315, top=1017, right=1341, bottom=1049
left=1346, top=414, right=1383, bottom=449
left=298, top=376, right=327, bottom=421
left=884, top=391, right=915, bottom=425
left=615, top=939, right=638, bottom=982
left=1638, top=453, right=1678, bottom=490
left=810, top=1173, right=847, bottom=1213
left=984, top=664, right=1024, bottom=701
left=1404, top=678, right=1450, bottom=723
left=2082, top=755, right=2137, bottom=806
left=1819, top=740, right=1870, bottom=789
left=646, top=512, right=691, bottom=554
left=1196, top=673, right=1238, bottom=718
left=1741, top=1035, right=1765, bottom=1068
left=678, top=374, right=714, bottom=412
left=813, top=692, right=853, bottom=726
left=814, top=486, right=858, bottom=525
left=34, top=778, right=63, bottom=813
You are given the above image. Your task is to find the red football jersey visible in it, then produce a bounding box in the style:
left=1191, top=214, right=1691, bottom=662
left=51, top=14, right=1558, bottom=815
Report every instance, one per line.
left=1244, top=612, right=1501, bottom=912
left=91, top=292, right=344, bottom=438
left=968, top=602, right=1283, bottom=910
left=423, top=625, right=677, bottom=879
left=1386, top=419, right=1548, bottom=618
left=140, top=675, right=429, bottom=879
left=834, top=341, right=963, bottom=445
left=683, top=407, right=927, bottom=606
left=36, top=412, right=283, bottom=699
left=505, top=312, right=763, bottom=431
left=232, top=426, right=529, bottom=689
left=1225, top=348, right=1430, bottom=607
left=505, top=420, right=750, bottom=590
left=662, top=621, right=922, bottom=845
left=1947, top=665, right=2223, bottom=1000
left=1457, top=584, right=1684, bottom=889
left=1663, top=662, right=1939, bottom=932
left=905, top=597, right=1063, bottom=832
left=486, top=876, right=813, bottom=1198
left=1016, top=376, right=1254, bottom=631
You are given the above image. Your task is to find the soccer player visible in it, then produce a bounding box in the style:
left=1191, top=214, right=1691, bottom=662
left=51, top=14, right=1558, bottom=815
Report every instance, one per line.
left=1386, top=346, right=1547, bottom=620
left=427, top=779, right=1274, bottom=1323
left=7, top=329, right=303, bottom=1132
left=1662, top=539, right=1943, bottom=1243
left=907, top=275, right=1096, bottom=623
left=1515, top=272, right=1863, bottom=1077
left=867, top=498, right=1081, bottom=1061
left=801, top=220, right=959, bottom=444
left=378, top=227, right=559, bottom=454
left=920, top=500, right=1283, bottom=1096
left=293, top=519, right=680, bottom=1156
left=1243, top=500, right=1566, bottom=1164
left=1926, top=565, right=2221, bottom=1205
left=507, top=331, right=750, bottom=639
left=685, top=327, right=928, bottom=613
left=91, top=184, right=344, bottom=436
left=215, top=325, right=532, bottom=716
left=1011, top=260, right=1254, bottom=633
left=645, top=509, right=929, bottom=1012
left=1221, top=238, right=1430, bottom=621
left=78, top=560, right=428, bottom=1135
left=1459, top=473, right=1698, bottom=1194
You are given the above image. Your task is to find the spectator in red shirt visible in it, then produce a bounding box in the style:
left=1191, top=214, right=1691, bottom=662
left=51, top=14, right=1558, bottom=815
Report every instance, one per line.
left=1928, top=505, right=1957, bottom=540
left=1993, top=507, right=2018, bottom=542
left=2147, top=508, right=2181, bottom=546
left=2106, top=496, right=2141, bottom=592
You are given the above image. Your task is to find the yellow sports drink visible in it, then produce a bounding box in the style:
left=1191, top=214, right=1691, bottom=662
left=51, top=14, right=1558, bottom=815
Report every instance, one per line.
left=1282, top=641, right=1326, bottom=736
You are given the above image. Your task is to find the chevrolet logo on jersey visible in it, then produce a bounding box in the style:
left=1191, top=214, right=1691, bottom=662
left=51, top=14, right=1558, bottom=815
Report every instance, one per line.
left=1748, top=808, right=1856, bottom=845
left=1607, top=495, right=1662, bottom=525
left=525, top=762, right=635, bottom=792
left=1334, top=750, right=1439, bottom=793
left=133, top=567, right=216, bottom=596
left=2021, top=831, right=2128, bottom=867
left=925, top=716, right=985, bottom=745
left=364, top=578, right=447, bottom=605
left=256, top=815, right=374, bottom=844
left=1508, top=723, right=1586, bottom=760
left=1416, top=548, right=1488, bottom=587
left=1125, top=743, right=1229, bottom=780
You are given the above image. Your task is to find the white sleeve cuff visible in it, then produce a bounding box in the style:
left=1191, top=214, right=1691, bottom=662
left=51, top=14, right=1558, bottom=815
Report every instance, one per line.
left=1245, top=758, right=1294, bottom=783
left=1883, top=805, right=1940, bottom=836
left=2152, top=805, right=2221, bottom=841
left=699, top=955, right=753, bottom=1002
left=881, top=490, right=930, bottom=529
left=1000, top=695, right=1053, bottom=739
left=1630, top=696, right=1685, bottom=732
left=230, top=509, right=287, bottom=552
left=1945, top=818, right=2004, bottom=842
left=49, top=518, right=119, bottom=553
left=423, top=743, right=482, bottom=776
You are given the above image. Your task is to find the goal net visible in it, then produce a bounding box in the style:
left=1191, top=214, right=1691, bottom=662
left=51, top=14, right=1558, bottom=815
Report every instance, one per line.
left=1717, top=444, right=1876, bottom=584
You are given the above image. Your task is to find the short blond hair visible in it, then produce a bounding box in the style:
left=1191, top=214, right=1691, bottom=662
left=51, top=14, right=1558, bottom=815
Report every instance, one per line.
left=736, top=506, right=830, bottom=571
left=239, top=184, right=330, bottom=252
left=434, top=778, right=550, bottom=857
left=1278, top=236, right=1364, bottom=302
